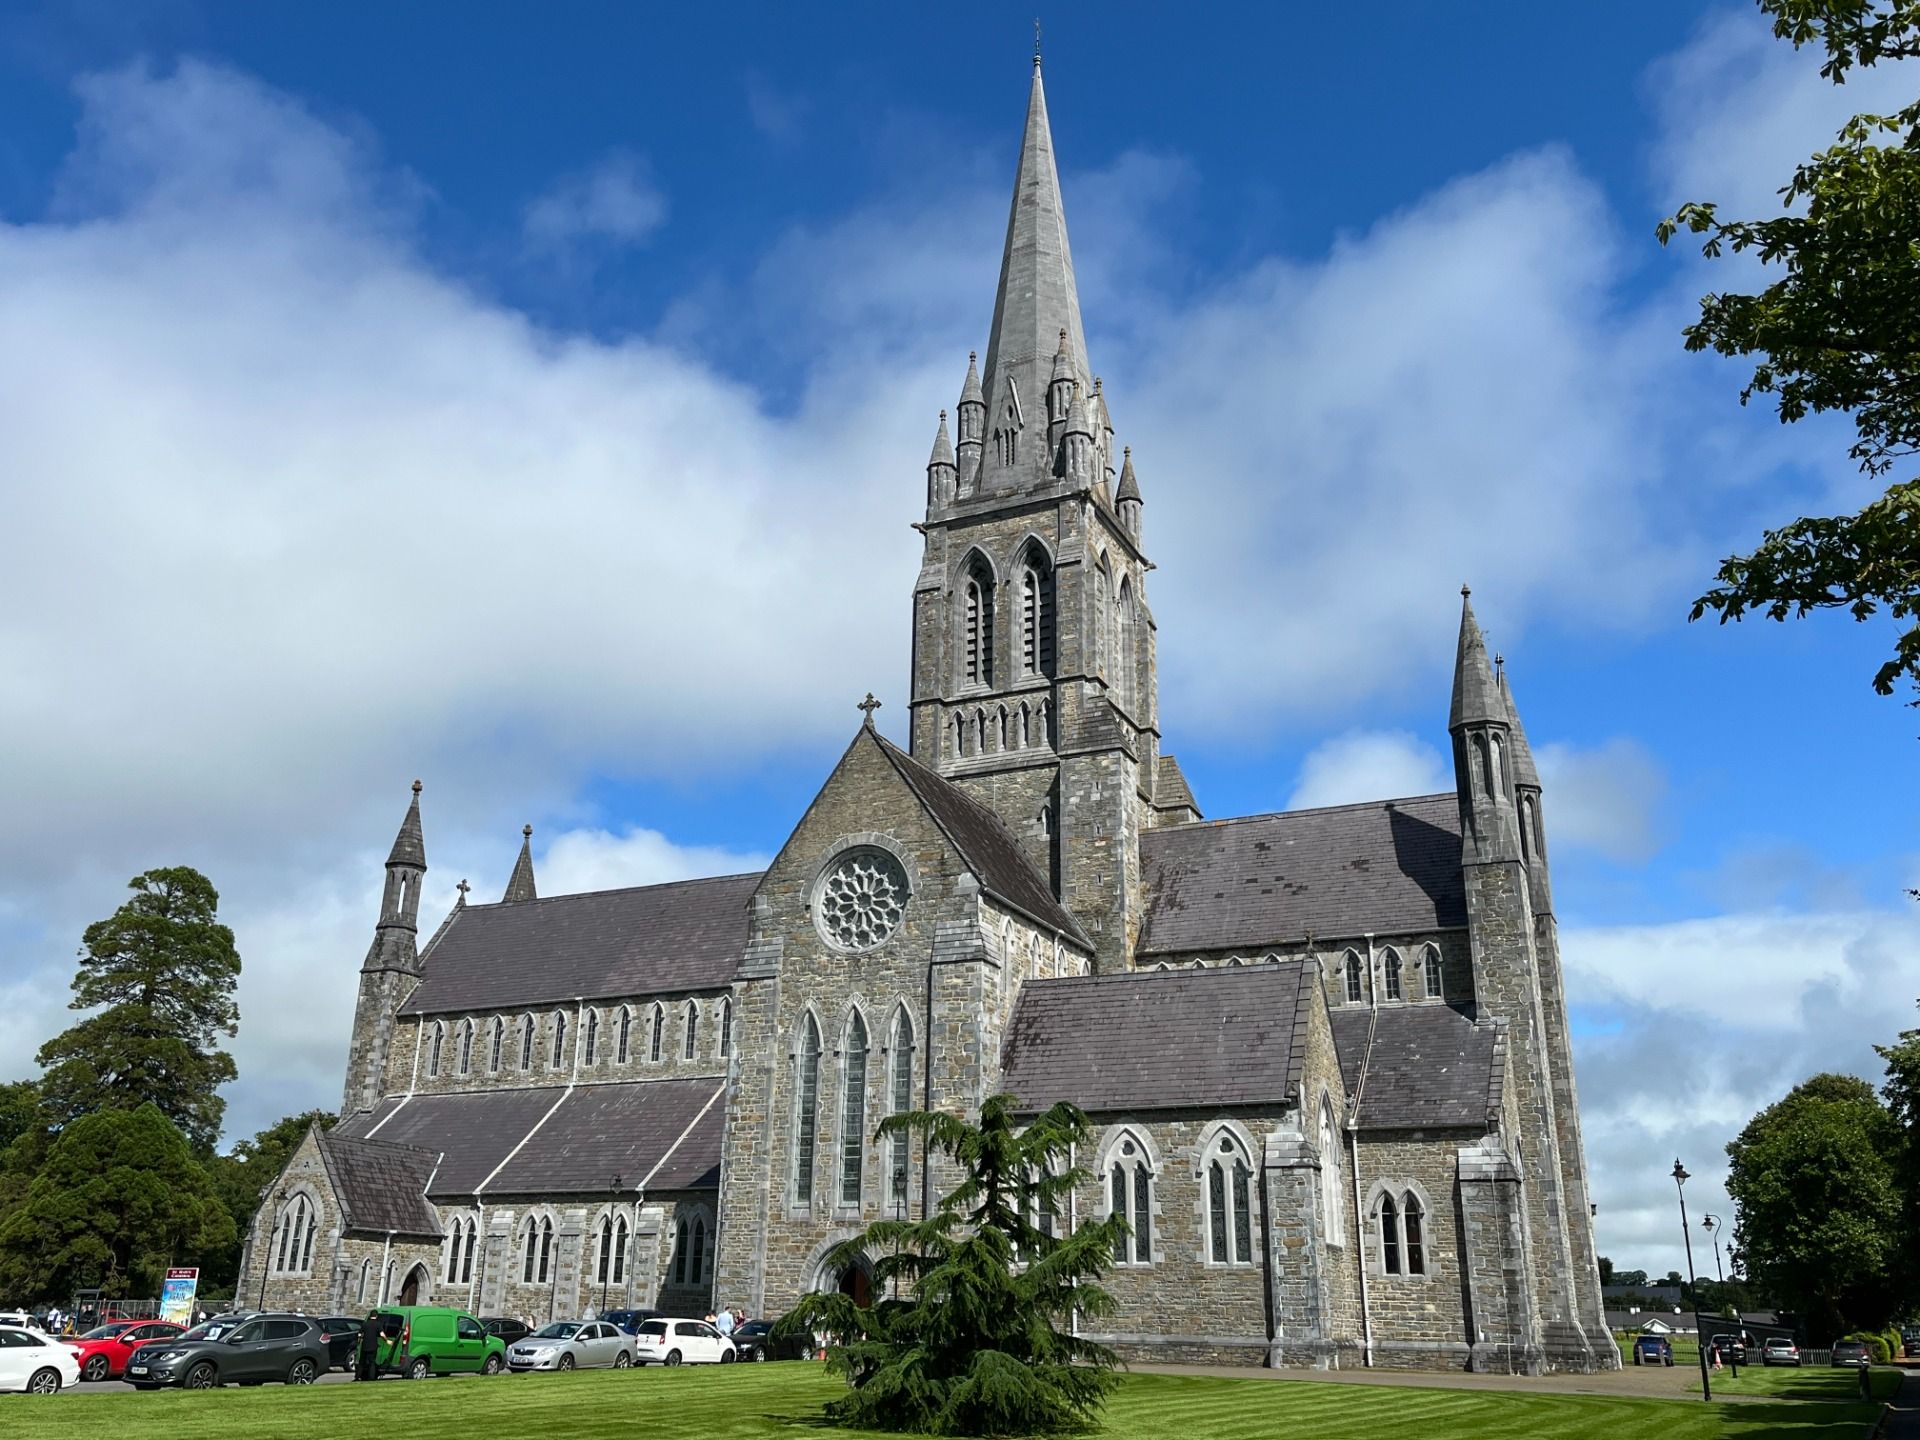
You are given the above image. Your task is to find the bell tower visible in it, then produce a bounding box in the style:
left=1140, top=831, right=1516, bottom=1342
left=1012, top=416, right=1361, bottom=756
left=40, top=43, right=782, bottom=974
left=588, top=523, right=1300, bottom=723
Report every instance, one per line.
left=906, top=57, right=1167, bottom=970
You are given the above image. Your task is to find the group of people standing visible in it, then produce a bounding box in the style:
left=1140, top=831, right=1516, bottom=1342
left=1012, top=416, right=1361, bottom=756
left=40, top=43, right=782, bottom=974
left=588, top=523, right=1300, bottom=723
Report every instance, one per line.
left=705, top=1307, right=743, bottom=1336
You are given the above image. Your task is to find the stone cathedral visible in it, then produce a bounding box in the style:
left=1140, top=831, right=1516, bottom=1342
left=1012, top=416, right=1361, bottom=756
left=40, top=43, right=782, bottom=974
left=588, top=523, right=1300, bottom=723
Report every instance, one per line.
left=245, top=58, right=1617, bottom=1373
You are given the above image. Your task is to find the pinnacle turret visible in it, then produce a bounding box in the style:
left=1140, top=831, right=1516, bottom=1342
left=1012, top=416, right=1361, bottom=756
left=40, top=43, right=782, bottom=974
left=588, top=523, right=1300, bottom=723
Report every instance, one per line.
left=1498, top=662, right=1541, bottom=791
left=363, top=780, right=427, bottom=974
left=1115, top=446, right=1141, bottom=504
left=926, top=410, right=958, bottom=507
left=387, top=778, right=426, bottom=868
left=503, top=824, right=538, bottom=903
left=1448, top=589, right=1505, bottom=734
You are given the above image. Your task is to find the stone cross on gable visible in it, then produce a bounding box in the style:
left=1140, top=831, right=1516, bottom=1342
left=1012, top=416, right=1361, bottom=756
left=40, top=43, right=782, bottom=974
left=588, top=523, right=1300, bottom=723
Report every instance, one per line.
left=857, top=693, right=882, bottom=728
left=456, top=878, right=470, bottom=907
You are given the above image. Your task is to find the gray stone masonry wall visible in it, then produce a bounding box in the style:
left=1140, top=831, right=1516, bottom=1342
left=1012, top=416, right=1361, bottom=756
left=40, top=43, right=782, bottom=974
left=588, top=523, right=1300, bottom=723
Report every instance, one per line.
left=343, top=968, right=420, bottom=1117
left=1352, top=1132, right=1477, bottom=1366
left=1263, top=1122, right=1333, bottom=1368
left=1456, top=1139, right=1541, bottom=1375
left=404, top=993, right=731, bottom=1095
left=715, top=735, right=993, bottom=1320
left=1462, top=859, right=1593, bottom=1372
left=1533, top=909, right=1618, bottom=1366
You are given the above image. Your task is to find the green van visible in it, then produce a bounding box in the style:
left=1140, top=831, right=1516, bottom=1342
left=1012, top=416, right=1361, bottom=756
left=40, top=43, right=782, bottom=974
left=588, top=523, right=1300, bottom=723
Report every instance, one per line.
left=361, top=1307, right=505, bottom=1379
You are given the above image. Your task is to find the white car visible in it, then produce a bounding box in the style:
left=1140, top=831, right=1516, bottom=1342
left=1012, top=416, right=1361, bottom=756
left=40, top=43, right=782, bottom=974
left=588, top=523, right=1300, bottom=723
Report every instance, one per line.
left=632, top=1318, right=737, bottom=1366
left=0, top=1312, right=42, bottom=1331
left=0, top=1325, right=81, bottom=1393
left=506, top=1320, right=632, bottom=1371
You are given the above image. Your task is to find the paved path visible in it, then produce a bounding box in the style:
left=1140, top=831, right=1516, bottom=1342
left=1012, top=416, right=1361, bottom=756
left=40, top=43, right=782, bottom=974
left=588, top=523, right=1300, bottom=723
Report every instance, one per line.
left=1885, top=1370, right=1920, bottom=1438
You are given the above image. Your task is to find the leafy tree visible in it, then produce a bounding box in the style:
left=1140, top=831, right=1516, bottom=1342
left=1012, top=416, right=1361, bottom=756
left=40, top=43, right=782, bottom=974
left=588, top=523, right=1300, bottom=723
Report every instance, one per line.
left=1598, top=1255, right=1615, bottom=1284
left=0, top=1104, right=234, bottom=1302
left=1658, top=0, right=1920, bottom=702
left=776, top=1096, right=1125, bottom=1436
left=1726, top=1072, right=1903, bottom=1339
left=202, top=1110, right=336, bottom=1292
left=1878, top=1007, right=1920, bottom=1295
left=37, top=866, right=242, bottom=1151
left=1611, top=1267, right=1650, bottom=1287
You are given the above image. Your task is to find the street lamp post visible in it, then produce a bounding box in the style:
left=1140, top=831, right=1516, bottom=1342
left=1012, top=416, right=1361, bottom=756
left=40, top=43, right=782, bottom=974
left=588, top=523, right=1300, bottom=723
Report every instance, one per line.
left=1673, top=1160, right=1711, bottom=1401
left=1701, top=1214, right=1738, bottom=1376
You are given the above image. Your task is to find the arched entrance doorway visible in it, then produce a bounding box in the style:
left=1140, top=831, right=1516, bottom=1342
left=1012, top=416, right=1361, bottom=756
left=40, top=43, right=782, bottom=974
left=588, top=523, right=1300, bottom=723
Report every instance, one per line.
left=823, top=1253, right=873, bottom=1308
left=397, top=1264, right=428, bottom=1307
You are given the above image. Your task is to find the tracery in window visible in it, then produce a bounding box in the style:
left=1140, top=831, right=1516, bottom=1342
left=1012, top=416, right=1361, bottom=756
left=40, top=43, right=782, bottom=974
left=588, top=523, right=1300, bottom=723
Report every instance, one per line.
left=818, top=848, right=910, bottom=952
left=521, top=1215, right=553, bottom=1284
left=1106, top=1132, right=1155, bottom=1264
left=1372, top=1187, right=1429, bottom=1277
left=595, top=1211, right=629, bottom=1286
left=272, top=1193, right=317, bottom=1274
left=1205, top=1132, right=1255, bottom=1264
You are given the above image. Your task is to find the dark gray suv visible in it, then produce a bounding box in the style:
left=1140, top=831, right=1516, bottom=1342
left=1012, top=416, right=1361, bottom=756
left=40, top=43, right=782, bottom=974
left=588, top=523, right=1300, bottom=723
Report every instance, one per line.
left=125, top=1312, right=328, bottom=1389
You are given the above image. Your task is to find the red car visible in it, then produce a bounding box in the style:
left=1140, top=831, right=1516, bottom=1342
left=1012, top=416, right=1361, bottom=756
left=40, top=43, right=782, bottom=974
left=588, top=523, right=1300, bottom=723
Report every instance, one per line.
left=67, top=1321, right=184, bottom=1381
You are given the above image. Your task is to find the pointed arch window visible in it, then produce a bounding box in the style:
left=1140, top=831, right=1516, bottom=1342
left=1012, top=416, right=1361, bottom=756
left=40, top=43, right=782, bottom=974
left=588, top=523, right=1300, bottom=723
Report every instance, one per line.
left=1378, top=1192, right=1401, bottom=1274
left=428, top=1022, right=445, bottom=1078
left=794, top=1014, right=821, bottom=1206
left=1344, top=951, right=1363, bottom=1005
left=584, top=1008, right=599, bottom=1065
left=617, top=1006, right=632, bottom=1064
left=1320, top=1098, right=1345, bottom=1246
left=519, top=1013, right=535, bottom=1071
left=272, top=1193, right=317, bottom=1274
left=692, top=1215, right=708, bottom=1284
left=719, top=997, right=733, bottom=1059
left=457, top=1019, right=474, bottom=1075
left=684, top=1001, right=700, bottom=1061
left=1206, top=1132, right=1255, bottom=1264
left=1116, top=576, right=1136, bottom=709
left=550, top=1010, right=568, bottom=1068
left=888, top=1010, right=914, bottom=1214
left=1019, top=556, right=1056, bottom=678
left=1423, top=945, right=1444, bottom=1000
left=1383, top=949, right=1403, bottom=1002
left=1106, top=1133, right=1154, bottom=1265
left=960, top=554, right=995, bottom=687
left=649, top=1003, right=665, bottom=1063
left=459, top=1217, right=477, bottom=1284
left=840, top=1012, right=870, bottom=1207
left=521, top=1214, right=553, bottom=1284
left=595, top=1211, right=628, bottom=1286
left=488, top=1017, right=505, bottom=1073
left=673, top=1215, right=691, bottom=1286
left=358, top=1257, right=375, bottom=1303
left=1405, top=1192, right=1426, bottom=1274
left=1093, top=559, right=1112, bottom=678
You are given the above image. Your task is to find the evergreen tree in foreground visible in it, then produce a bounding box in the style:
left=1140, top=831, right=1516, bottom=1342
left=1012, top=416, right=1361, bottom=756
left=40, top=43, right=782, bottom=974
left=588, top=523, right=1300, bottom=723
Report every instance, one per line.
left=776, top=1096, right=1125, bottom=1437
left=37, top=866, right=242, bottom=1152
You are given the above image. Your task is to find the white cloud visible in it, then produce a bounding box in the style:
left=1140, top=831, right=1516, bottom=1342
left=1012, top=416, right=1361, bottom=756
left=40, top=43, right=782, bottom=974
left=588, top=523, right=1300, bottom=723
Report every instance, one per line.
left=1565, top=903, right=1920, bottom=1277
left=1287, top=730, right=1450, bottom=810
left=540, top=826, right=768, bottom=898
left=1536, top=738, right=1668, bottom=864
left=523, top=148, right=668, bottom=253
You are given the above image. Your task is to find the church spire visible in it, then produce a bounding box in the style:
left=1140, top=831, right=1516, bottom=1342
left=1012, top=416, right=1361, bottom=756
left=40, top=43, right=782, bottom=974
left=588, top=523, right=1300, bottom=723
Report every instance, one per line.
left=1449, top=588, right=1504, bottom=732
left=503, top=824, right=538, bottom=904
left=979, top=56, right=1090, bottom=489
left=364, top=780, right=427, bottom=973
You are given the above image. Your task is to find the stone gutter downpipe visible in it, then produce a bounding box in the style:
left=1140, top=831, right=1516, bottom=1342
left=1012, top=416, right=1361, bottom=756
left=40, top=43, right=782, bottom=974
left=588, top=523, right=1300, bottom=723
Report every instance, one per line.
left=1351, top=932, right=1382, bottom=1368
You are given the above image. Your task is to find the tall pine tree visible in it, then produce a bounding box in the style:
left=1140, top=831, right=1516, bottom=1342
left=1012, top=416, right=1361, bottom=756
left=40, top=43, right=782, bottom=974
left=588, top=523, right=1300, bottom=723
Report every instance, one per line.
left=38, top=867, right=242, bottom=1152
left=777, top=1096, right=1124, bottom=1437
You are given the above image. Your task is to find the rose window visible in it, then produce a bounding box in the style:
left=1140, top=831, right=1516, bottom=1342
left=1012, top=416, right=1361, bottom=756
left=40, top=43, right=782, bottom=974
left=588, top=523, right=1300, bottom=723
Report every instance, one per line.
left=818, top=848, right=910, bottom=950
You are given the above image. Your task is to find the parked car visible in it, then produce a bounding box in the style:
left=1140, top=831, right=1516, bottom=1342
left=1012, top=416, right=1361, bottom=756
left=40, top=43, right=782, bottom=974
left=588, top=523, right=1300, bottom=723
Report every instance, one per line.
left=1761, top=1338, right=1801, bottom=1367
left=0, top=1325, right=80, bottom=1393
left=598, top=1308, right=658, bottom=1335
left=0, top=1310, right=44, bottom=1331
left=359, top=1307, right=505, bottom=1379
left=67, top=1320, right=184, bottom=1381
left=1631, top=1334, right=1673, bottom=1366
left=316, top=1316, right=365, bottom=1371
left=1709, top=1333, right=1749, bottom=1365
left=483, top=1317, right=532, bottom=1348
left=1902, top=1329, right=1920, bottom=1359
left=124, top=1313, right=327, bottom=1390
left=632, top=1318, right=737, bottom=1366
left=507, top=1320, right=632, bottom=1372
left=1830, top=1339, right=1870, bottom=1368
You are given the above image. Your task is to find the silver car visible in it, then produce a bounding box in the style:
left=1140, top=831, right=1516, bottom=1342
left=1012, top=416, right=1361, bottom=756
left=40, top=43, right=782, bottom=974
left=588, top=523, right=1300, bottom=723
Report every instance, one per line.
left=506, top=1320, right=632, bottom=1371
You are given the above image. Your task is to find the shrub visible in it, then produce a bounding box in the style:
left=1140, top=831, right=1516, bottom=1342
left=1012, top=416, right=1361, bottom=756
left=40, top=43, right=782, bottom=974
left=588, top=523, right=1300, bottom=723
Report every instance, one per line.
left=1843, top=1330, right=1891, bottom=1364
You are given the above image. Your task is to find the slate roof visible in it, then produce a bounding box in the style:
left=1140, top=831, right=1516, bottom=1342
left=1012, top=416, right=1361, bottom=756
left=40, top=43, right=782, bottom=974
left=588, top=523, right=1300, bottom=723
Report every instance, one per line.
left=333, top=1079, right=725, bottom=1201
left=1000, top=962, right=1316, bottom=1113
left=315, top=1131, right=442, bottom=1239
left=1154, top=754, right=1197, bottom=814
left=1328, top=1004, right=1502, bottom=1130
left=877, top=737, right=1090, bottom=946
left=1137, top=794, right=1466, bottom=955
left=399, top=872, right=759, bottom=1016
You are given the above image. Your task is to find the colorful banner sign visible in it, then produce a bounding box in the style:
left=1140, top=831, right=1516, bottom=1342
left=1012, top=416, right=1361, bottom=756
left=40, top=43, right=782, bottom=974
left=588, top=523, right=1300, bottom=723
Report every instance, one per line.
left=159, top=1268, right=199, bottom=1326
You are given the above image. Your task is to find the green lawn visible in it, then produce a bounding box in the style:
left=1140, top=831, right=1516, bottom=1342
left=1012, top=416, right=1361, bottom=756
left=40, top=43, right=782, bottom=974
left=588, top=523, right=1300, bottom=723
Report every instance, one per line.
left=8, top=1363, right=1894, bottom=1440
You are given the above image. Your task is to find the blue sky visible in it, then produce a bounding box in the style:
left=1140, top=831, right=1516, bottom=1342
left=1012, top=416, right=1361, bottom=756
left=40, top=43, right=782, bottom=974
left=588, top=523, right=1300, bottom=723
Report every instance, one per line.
left=0, top=1, right=1914, bottom=1280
